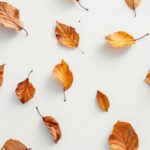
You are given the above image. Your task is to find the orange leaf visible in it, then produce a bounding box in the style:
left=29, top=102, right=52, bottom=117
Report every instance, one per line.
left=36, top=107, right=62, bottom=144
left=0, top=64, right=5, bottom=87
left=0, top=2, right=28, bottom=35
left=1, top=139, right=30, bottom=150
left=109, top=121, right=139, bottom=150
left=55, top=21, right=79, bottom=48
left=145, top=70, right=150, bottom=85
left=15, top=70, right=35, bottom=104
left=53, top=60, right=73, bottom=101
left=96, top=90, right=110, bottom=112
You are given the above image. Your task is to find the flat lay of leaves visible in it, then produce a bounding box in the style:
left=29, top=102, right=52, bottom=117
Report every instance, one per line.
left=0, top=0, right=149, bottom=149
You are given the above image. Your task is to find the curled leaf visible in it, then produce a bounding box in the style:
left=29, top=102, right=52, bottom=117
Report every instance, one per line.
left=96, top=90, right=110, bottom=112
left=0, top=64, right=5, bottom=87
left=125, top=0, right=141, bottom=17
left=75, top=0, right=89, bottom=11
left=109, top=121, right=138, bottom=150
left=15, top=70, right=35, bottom=104
left=145, top=70, right=150, bottom=85
left=53, top=60, right=73, bottom=102
left=36, top=107, right=62, bottom=144
left=1, top=139, right=30, bottom=150
left=0, top=2, right=28, bottom=36
left=105, top=31, right=149, bottom=48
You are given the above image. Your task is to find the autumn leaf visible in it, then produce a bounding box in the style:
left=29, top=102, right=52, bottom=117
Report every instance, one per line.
left=0, top=64, right=5, bottom=87
left=0, top=2, right=28, bottom=36
left=105, top=31, right=149, bottom=48
left=1, top=139, right=30, bottom=150
left=145, top=70, right=150, bottom=85
left=15, top=70, right=35, bottom=104
left=53, top=60, right=73, bottom=102
left=125, top=0, right=141, bottom=17
left=109, top=121, right=139, bottom=150
left=96, top=90, right=110, bottom=112
left=36, top=107, right=62, bottom=144
left=75, top=0, right=89, bottom=11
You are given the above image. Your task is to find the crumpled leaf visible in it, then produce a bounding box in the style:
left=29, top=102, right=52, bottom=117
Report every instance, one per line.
left=55, top=21, right=79, bottom=48
left=145, top=70, right=150, bottom=85
left=96, top=90, right=110, bottom=112
left=105, top=31, right=149, bottom=48
left=15, top=70, right=35, bottom=104
left=109, top=121, right=139, bottom=150
left=125, top=0, right=141, bottom=17
left=53, top=60, right=73, bottom=101
left=1, top=139, right=30, bottom=150
left=75, top=0, right=89, bottom=11
left=0, top=2, right=28, bottom=35
left=0, top=64, right=5, bottom=87
left=36, top=107, right=62, bottom=144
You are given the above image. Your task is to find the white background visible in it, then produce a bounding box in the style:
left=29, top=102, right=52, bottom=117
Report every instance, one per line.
left=0, top=0, right=150, bottom=149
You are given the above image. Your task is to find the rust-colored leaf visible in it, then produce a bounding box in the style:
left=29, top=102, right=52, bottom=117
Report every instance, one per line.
left=55, top=21, right=79, bottom=48
left=96, top=90, right=110, bottom=112
left=15, top=70, right=35, bottom=104
left=36, top=107, right=62, bottom=144
left=0, top=2, right=28, bottom=35
left=109, top=121, right=139, bottom=150
left=53, top=59, right=73, bottom=102
left=75, top=0, right=88, bottom=11
left=0, top=64, right=5, bottom=87
left=105, top=31, right=149, bottom=48
left=1, top=139, right=30, bottom=150
left=145, top=70, right=150, bottom=85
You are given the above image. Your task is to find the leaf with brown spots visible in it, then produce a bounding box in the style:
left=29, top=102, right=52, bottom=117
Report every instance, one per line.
left=0, top=2, right=28, bottom=35
left=0, top=64, right=5, bottom=87
left=109, top=121, right=139, bottom=150
left=36, top=107, right=62, bottom=144
left=15, top=70, right=35, bottom=104
left=96, top=90, right=110, bottom=112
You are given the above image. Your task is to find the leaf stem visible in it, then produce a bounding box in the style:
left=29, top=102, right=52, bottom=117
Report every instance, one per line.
left=36, top=106, right=43, bottom=118
left=77, top=0, right=89, bottom=11
left=78, top=46, right=84, bottom=54
left=27, top=70, right=33, bottom=78
left=63, top=89, right=66, bottom=102
left=132, top=0, right=136, bottom=17
left=22, top=28, right=29, bottom=36
left=136, top=33, right=149, bottom=41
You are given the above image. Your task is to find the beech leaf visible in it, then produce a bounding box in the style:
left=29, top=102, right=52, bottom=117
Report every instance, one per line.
left=15, top=70, right=35, bottom=104
left=109, top=121, right=139, bottom=150
left=36, top=107, right=62, bottom=144
left=53, top=59, right=73, bottom=102
left=1, top=139, right=30, bottom=150
left=125, top=0, right=141, bottom=17
left=0, top=64, right=5, bottom=87
left=105, top=31, right=149, bottom=48
left=0, top=2, right=28, bottom=36
left=145, top=70, right=150, bottom=85
left=96, top=90, right=110, bottom=112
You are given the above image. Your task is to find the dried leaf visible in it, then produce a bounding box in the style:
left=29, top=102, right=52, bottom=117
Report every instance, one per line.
left=36, top=107, right=62, bottom=144
left=109, top=121, right=139, bottom=150
left=125, top=0, right=141, bottom=17
left=15, top=70, right=35, bottom=104
left=0, top=2, right=28, bottom=35
left=75, top=0, right=88, bottom=11
left=1, top=139, right=30, bottom=150
left=96, top=90, right=110, bottom=112
left=55, top=21, right=79, bottom=48
left=105, top=31, right=149, bottom=48
left=0, top=64, right=5, bottom=87
left=53, top=60, right=73, bottom=102
left=145, top=70, right=150, bottom=85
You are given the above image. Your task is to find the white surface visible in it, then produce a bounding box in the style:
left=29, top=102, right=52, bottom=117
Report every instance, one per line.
left=0, top=0, right=150, bottom=149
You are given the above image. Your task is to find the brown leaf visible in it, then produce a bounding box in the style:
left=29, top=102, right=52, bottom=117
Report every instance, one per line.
left=145, top=70, right=150, bottom=85
left=55, top=21, right=79, bottom=48
left=105, top=31, right=149, bottom=48
left=53, top=59, right=73, bottom=102
left=0, top=2, right=28, bottom=35
left=109, top=121, right=139, bottom=150
left=75, top=0, right=89, bottom=11
left=36, top=107, right=62, bottom=144
left=15, top=70, right=35, bottom=104
left=96, top=90, right=110, bottom=112
left=0, top=64, right=5, bottom=87
left=125, top=0, right=141, bottom=17
left=1, top=139, right=30, bottom=150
